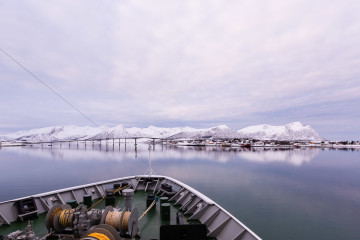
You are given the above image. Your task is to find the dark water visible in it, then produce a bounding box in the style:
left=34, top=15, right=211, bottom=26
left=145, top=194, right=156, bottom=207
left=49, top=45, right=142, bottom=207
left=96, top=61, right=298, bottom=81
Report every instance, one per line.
left=0, top=143, right=360, bottom=240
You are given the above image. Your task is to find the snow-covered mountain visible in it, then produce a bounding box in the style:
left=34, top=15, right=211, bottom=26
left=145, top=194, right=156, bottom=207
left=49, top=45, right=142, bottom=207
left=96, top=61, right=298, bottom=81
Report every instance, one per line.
left=237, top=122, right=324, bottom=141
left=168, top=125, right=241, bottom=139
left=0, top=125, right=104, bottom=142
left=0, top=122, right=324, bottom=142
left=88, top=125, right=133, bottom=140
left=126, top=126, right=199, bottom=138
left=0, top=125, right=201, bottom=142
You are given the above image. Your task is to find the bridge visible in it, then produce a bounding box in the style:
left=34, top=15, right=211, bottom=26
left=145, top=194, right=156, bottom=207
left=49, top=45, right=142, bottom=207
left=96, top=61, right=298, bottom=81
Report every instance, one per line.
left=20, top=137, right=169, bottom=149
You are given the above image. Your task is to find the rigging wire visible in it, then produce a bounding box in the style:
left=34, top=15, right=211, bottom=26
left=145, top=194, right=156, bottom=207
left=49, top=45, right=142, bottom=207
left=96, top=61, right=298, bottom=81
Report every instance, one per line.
left=0, top=48, right=99, bottom=127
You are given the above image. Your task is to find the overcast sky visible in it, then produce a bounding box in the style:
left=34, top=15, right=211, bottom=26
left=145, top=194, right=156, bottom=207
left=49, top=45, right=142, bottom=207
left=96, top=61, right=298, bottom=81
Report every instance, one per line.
left=1, top=0, right=359, bottom=140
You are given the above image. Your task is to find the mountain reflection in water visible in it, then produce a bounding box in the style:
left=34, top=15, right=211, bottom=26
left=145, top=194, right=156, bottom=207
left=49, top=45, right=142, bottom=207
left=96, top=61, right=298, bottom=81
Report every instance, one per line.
left=1, top=144, right=360, bottom=240
left=1, top=144, right=320, bottom=166
left=237, top=148, right=319, bottom=165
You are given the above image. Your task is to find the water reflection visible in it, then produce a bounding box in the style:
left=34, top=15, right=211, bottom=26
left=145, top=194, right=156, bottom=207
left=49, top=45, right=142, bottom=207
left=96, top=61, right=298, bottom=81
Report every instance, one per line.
left=238, top=148, right=320, bottom=166
left=1, top=144, right=360, bottom=240
left=1, top=144, right=321, bottom=166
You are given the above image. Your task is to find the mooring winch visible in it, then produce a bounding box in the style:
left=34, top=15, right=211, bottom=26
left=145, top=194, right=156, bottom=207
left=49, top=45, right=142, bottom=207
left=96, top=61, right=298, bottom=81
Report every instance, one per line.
left=45, top=189, right=139, bottom=238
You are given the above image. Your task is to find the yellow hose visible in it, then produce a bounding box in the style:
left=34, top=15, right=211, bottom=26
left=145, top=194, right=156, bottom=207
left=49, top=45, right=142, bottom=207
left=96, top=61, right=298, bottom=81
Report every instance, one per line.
left=85, top=233, right=110, bottom=240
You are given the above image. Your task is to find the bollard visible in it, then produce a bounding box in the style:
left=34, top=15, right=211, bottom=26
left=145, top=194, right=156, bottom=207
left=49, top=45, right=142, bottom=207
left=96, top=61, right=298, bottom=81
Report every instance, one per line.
left=66, top=200, right=78, bottom=209
left=83, top=195, right=92, bottom=209
left=160, top=197, right=168, bottom=205
left=160, top=203, right=170, bottom=220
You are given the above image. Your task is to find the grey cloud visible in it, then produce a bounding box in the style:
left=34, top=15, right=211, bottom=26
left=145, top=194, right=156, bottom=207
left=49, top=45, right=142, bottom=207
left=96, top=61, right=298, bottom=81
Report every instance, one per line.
left=1, top=0, right=360, bottom=139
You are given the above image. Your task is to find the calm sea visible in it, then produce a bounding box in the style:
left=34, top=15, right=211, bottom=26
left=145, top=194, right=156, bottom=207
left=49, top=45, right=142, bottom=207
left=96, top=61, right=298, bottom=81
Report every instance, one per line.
left=0, top=143, right=359, bottom=240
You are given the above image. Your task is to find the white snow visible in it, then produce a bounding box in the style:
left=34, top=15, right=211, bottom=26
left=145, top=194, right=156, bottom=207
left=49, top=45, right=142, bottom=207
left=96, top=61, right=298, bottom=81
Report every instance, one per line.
left=0, top=122, right=324, bottom=142
left=126, top=126, right=199, bottom=138
left=237, top=122, right=324, bottom=141
left=1, top=125, right=104, bottom=142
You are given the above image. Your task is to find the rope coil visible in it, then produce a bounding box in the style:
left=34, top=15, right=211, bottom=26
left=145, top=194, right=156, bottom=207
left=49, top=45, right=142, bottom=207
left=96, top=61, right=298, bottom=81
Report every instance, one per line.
left=104, top=210, right=131, bottom=232
left=48, top=207, right=62, bottom=229
left=46, top=206, right=74, bottom=231
left=121, top=212, right=131, bottom=231
left=59, top=209, right=74, bottom=228
left=104, top=211, right=122, bottom=230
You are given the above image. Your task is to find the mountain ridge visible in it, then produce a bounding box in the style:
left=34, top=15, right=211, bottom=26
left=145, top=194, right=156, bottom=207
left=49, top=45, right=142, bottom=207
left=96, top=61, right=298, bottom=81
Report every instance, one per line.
left=0, top=122, right=324, bottom=142
left=237, top=122, right=323, bottom=141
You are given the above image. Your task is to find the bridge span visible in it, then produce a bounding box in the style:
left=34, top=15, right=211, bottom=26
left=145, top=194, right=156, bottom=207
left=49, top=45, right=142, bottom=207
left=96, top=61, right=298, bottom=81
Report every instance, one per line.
left=20, top=137, right=169, bottom=149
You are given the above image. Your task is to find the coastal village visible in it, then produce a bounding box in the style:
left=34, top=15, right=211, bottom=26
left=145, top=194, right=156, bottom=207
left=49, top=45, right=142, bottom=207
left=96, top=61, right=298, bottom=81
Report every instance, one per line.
left=164, top=139, right=360, bottom=148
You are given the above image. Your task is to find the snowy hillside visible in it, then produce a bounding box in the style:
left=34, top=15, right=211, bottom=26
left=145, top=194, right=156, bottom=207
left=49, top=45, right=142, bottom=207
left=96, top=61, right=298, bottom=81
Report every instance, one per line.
left=126, top=126, right=199, bottom=138
left=88, top=125, right=133, bottom=139
left=0, top=122, right=324, bottom=142
left=0, top=125, right=104, bottom=142
left=0, top=125, right=199, bottom=142
left=237, top=122, right=324, bottom=141
left=168, top=125, right=241, bottom=139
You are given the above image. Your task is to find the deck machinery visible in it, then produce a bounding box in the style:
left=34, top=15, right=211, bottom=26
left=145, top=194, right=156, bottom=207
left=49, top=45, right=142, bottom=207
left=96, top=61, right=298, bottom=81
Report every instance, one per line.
left=0, top=175, right=262, bottom=240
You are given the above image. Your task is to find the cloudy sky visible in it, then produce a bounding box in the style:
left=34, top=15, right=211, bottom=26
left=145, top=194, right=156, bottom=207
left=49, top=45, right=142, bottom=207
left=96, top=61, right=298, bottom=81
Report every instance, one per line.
left=1, top=0, right=359, bottom=140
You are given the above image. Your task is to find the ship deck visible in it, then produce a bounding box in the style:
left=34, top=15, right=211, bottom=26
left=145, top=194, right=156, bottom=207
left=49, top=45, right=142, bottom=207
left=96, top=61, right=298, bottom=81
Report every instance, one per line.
left=0, top=175, right=262, bottom=240
left=0, top=190, right=203, bottom=239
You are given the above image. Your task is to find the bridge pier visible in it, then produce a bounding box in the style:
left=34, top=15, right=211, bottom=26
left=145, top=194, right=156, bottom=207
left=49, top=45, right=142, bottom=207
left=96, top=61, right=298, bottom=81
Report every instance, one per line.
left=36, top=137, right=166, bottom=151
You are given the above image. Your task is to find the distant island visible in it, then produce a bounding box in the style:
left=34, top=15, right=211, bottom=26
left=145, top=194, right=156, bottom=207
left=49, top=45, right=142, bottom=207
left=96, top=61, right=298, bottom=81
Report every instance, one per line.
left=0, top=122, right=359, bottom=148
